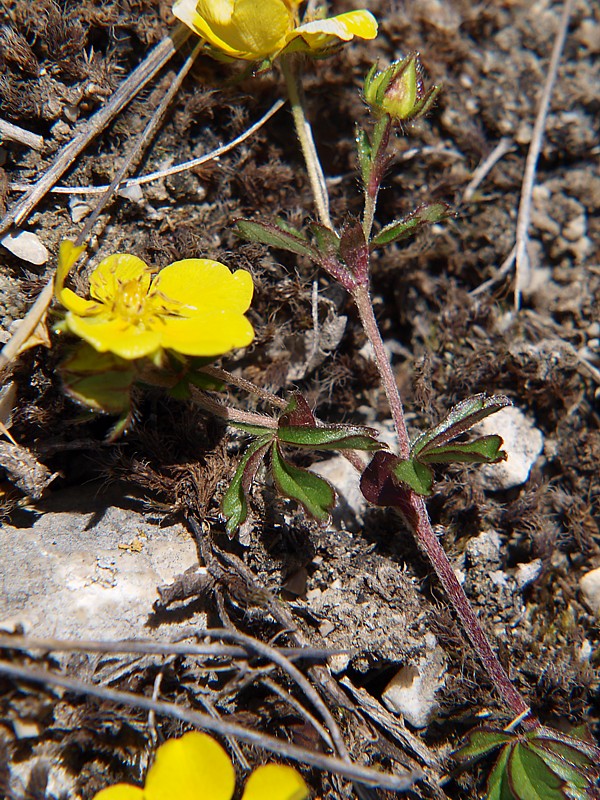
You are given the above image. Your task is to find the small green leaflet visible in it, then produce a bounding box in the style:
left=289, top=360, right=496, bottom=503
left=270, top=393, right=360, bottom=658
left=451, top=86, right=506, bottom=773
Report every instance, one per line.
left=271, top=443, right=336, bottom=523
left=222, top=435, right=273, bottom=535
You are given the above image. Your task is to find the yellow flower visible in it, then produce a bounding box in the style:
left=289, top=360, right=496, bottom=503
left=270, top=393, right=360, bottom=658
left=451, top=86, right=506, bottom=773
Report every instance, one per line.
left=172, top=0, right=377, bottom=62
left=55, top=242, right=254, bottom=361
left=93, top=732, right=309, bottom=800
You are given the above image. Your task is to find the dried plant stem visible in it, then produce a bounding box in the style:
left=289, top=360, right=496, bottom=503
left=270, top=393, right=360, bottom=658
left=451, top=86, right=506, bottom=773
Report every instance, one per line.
left=514, top=0, right=574, bottom=310
left=281, top=54, right=334, bottom=230
left=0, top=659, right=418, bottom=791
left=0, top=25, right=189, bottom=236
left=0, top=118, right=44, bottom=151
left=75, top=40, right=203, bottom=247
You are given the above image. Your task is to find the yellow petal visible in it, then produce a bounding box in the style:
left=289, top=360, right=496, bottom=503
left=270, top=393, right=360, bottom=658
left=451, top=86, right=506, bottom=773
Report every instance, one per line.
left=174, top=0, right=292, bottom=59
left=144, top=732, right=235, bottom=800
left=92, top=784, right=144, bottom=800
left=55, top=240, right=86, bottom=299
left=65, top=314, right=162, bottom=360
left=151, top=260, right=253, bottom=315
left=287, top=10, right=378, bottom=52
left=241, top=765, right=309, bottom=800
left=89, top=254, right=152, bottom=306
left=59, top=287, right=103, bottom=316
left=157, top=310, right=254, bottom=356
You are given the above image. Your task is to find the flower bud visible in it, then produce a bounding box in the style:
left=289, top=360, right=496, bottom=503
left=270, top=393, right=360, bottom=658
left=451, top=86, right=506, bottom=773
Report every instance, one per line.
left=364, top=54, right=440, bottom=122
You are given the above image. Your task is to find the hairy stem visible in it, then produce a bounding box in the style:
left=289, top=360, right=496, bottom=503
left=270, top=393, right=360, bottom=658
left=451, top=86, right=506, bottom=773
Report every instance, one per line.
left=352, top=284, right=410, bottom=458
left=351, top=288, right=536, bottom=726
left=200, top=365, right=288, bottom=409
left=281, top=54, right=334, bottom=230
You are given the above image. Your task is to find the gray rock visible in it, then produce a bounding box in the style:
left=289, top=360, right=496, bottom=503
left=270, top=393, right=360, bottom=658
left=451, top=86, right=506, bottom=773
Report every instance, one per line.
left=475, top=407, right=543, bottom=490
left=579, top=566, right=600, bottom=615
left=381, top=634, right=446, bottom=728
left=0, top=486, right=200, bottom=642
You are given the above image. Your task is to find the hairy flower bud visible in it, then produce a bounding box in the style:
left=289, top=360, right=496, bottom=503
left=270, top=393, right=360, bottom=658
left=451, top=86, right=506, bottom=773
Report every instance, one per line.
left=364, top=54, right=440, bottom=122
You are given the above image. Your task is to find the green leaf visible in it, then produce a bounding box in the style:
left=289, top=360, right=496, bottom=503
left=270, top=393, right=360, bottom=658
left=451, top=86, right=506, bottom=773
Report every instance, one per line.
left=236, top=219, right=317, bottom=259
left=507, top=742, right=566, bottom=800
left=411, top=394, right=512, bottom=458
left=277, top=424, right=384, bottom=451
left=308, top=223, right=340, bottom=258
left=222, top=435, right=273, bottom=535
left=418, top=435, right=506, bottom=465
left=230, top=422, right=279, bottom=437
left=454, top=728, right=515, bottom=761
left=370, top=203, right=450, bottom=248
left=392, top=457, right=434, bottom=495
left=526, top=743, right=590, bottom=797
left=487, top=746, right=515, bottom=800
left=271, top=444, right=335, bottom=522
left=273, top=216, right=308, bottom=239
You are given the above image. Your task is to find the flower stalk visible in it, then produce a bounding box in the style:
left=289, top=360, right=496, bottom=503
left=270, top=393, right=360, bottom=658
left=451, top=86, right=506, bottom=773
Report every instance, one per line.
left=281, top=54, right=333, bottom=230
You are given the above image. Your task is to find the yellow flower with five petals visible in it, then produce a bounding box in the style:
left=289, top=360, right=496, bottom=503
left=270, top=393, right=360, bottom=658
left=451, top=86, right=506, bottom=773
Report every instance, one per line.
left=93, top=732, right=309, bottom=800
left=172, top=0, right=377, bottom=62
left=55, top=242, right=254, bottom=361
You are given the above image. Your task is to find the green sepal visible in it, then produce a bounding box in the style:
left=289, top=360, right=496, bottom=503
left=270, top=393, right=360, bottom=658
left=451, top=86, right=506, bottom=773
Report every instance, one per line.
left=487, top=747, right=514, bottom=800
left=64, top=371, right=133, bottom=415
left=356, top=125, right=372, bottom=187
left=271, top=443, right=335, bottom=523
left=411, top=394, right=512, bottom=459
left=60, top=343, right=133, bottom=415
left=392, top=457, right=434, bottom=496
left=236, top=219, right=317, bottom=259
left=277, top=423, right=384, bottom=451
left=370, top=202, right=450, bottom=248
left=418, top=435, right=506, bottom=465
left=507, top=742, right=566, bottom=800
left=222, top=434, right=274, bottom=535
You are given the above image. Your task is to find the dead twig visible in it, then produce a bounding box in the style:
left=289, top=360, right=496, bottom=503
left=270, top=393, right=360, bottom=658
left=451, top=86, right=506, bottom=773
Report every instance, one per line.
left=0, top=25, right=189, bottom=237
left=0, top=659, right=419, bottom=791
left=0, top=119, right=44, bottom=151
left=513, top=0, right=575, bottom=309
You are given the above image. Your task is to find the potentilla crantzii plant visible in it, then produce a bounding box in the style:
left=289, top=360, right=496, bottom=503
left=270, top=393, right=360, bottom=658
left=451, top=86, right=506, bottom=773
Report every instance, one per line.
left=48, top=1, right=600, bottom=797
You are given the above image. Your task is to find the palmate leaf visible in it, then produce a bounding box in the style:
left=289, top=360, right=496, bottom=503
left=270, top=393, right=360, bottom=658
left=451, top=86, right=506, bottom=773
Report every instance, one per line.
left=455, top=726, right=600, bottom=800
left=507, top=743, right=566, bottom=800
left=277, top=393, right=384, bottom=451
left=271, top=443, right=335, bottom=523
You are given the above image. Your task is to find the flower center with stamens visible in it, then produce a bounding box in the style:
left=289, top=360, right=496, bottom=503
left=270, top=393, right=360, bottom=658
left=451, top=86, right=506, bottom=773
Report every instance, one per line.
left=113, top=279, right=149, bottom=324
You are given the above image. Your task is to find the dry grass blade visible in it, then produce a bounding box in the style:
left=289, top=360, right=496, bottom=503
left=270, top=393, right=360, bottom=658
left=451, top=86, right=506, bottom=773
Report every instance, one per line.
left=513, top=0, right=575, bottom=309
left=0, top=632, right=344, bottom=662
left=0, top=659, right=420, bottom=791
left=0, top=25, right=189, bottom=238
